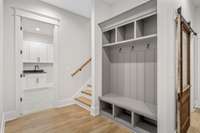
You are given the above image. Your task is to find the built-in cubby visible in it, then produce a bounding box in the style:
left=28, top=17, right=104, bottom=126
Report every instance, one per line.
left=102, top=29, right=116, bottom=45
left=99, top=1, right=157, bottom=132
left=117, top=22, right=134, bottom=41
left=101, top=14, right=157, bottom=48
left=134, top=113, right=157, bottom=133
left=100, top=100, right=113, bottom=117
left=136, top=14, right=157, bottom=38
left=114, top=106, right=132, bottom=126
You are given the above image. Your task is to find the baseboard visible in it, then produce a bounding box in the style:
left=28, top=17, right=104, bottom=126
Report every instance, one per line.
left=55, top=98, right=75, bottom=108
left=0, top=113, right=5, bottom=133
left=4, top=111, right=18, bottom=122
left=90, top=105, right=99, bottom=116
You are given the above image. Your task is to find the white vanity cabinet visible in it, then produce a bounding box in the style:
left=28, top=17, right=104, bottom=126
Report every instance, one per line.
left=25, top=73, right=47, bottom=90
left=23, top=41, right=53, bottom=63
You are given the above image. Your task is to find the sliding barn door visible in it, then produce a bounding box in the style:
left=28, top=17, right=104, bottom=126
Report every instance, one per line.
left=177, top=16, right=191, bottom=133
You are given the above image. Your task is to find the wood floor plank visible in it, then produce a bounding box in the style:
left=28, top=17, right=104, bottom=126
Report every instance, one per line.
left=188, top=109, right=200, bottom=133
left=5, top=105, right=132, bottom=133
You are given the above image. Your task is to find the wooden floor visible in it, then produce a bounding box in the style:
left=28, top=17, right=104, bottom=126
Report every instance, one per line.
left=188, top=109, right=200, bottom=133
left=5, top=105, right=132, bottom=133
left=5, top=105, right=200, bottom=133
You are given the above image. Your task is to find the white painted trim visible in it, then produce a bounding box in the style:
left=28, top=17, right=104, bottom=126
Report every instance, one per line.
left=4, top=111, right=18, bottom=122
left=195, top=38, right=200, bottom=109
left=191, top=35, right=196, bottom=112
left=12, top=7, right=60, bottom=25
left=91, top=0, right=95, bottom=110
left=157, top=0, right=177, bottom=132
left=55, top=98, right=75, bottom=108
left=52, top=25, right=59, bottom=108
left=0, top=113, right=5, bottom=133
left=90, top=104, right=99, bottom=116
left=14, top=9, right=60, bottom=117
left=101, top=10, right=157, bottom=32
left=15, top=15, right=23, bottom=117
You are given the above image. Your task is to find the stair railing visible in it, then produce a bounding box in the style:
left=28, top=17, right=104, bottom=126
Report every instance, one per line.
left=71, top=58, right=91, bottom=77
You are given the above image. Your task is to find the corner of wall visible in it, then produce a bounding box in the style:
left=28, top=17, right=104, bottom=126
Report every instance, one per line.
left=0, top=113, right=5, bottom=133
left=4, top=111, right=18, bottom=122
left=90, top=104, right=99, bottom=116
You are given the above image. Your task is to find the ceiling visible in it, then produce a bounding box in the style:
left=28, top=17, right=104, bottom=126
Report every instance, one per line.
left=191, top=0, right=200, bottom=7
left=40, top=0, right=92, bottom=18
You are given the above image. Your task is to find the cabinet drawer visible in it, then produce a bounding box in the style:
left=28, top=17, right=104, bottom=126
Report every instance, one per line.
left=25, top=74, right=47, bottom=89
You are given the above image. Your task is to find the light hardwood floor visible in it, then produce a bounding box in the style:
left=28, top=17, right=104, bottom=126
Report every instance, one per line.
left=5, top=105, right=200, bottom=133
left=188, top=109, right=200, bottom=133
left=5, top=105, right=132, bottom=133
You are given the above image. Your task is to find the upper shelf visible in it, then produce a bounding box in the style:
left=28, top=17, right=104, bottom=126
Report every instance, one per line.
left=102, top=13, right=157, bottom=48
left=103, top=34, right=157, bottom=48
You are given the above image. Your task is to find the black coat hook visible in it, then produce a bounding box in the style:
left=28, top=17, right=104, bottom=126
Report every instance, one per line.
left=146, top=44, right=150, bottom=49
left=119, top=47, right=122, bottom=52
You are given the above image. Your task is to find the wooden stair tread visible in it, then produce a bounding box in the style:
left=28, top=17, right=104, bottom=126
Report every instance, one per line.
left=81, top=89, right=92, bottom=96
left=75, top=96, right=92, bottom=107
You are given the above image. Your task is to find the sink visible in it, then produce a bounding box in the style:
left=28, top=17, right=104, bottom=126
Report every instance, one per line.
left=23, top=70, right=46, bottom=74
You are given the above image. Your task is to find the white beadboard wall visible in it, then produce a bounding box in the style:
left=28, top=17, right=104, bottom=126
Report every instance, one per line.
left=103, top=39, right=157, bottom=105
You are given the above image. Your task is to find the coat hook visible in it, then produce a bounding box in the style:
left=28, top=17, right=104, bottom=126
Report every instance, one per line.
left=119, top=47, right=122, bottom=52
left=131, top=45, right=134, bottom=50
left=146, top=44, right=150, bottom=49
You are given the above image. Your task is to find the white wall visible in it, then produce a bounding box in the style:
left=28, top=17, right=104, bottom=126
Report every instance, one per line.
left=195, top=8, right=200, bottom=34
left=92, top=0, right=112, bottom=115
left=4, top=0, right=91, bottom=115
left=157, top=0, right=196, bottom=132
left=0, top=0, right=4, bottom=131
left=194, top=7, right=200, bottom=107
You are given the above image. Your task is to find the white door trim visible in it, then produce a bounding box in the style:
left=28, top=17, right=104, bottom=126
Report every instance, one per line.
left=12, top=7, right=60, bottom=26
left=14, top=8, right=60, bottom=117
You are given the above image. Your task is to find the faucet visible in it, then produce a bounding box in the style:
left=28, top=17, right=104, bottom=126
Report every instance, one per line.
left=34, top=65, right=40, bottom=71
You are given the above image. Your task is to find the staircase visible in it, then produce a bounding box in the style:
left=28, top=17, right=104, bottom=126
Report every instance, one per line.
left=71, top=58, right=92, bottom=111
left=75, top=84, right=92, bottom=111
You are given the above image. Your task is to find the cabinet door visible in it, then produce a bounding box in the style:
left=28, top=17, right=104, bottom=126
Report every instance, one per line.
left=29, top=43, right=40, bottom=62
left=25, top=74, right=47, bottom=90
left=26, top=75, right=38, bottom=90
left=47, top=45, right=54, bottom=62
left=38, top=44, right=48, bottom=62
left=23, top=41, right=30, bottom=61
left=38, top=74, right=47, bottom=85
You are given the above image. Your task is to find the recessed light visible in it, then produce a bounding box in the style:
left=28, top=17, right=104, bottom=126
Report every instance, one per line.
left=36, top=27, right=40, bottom=31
